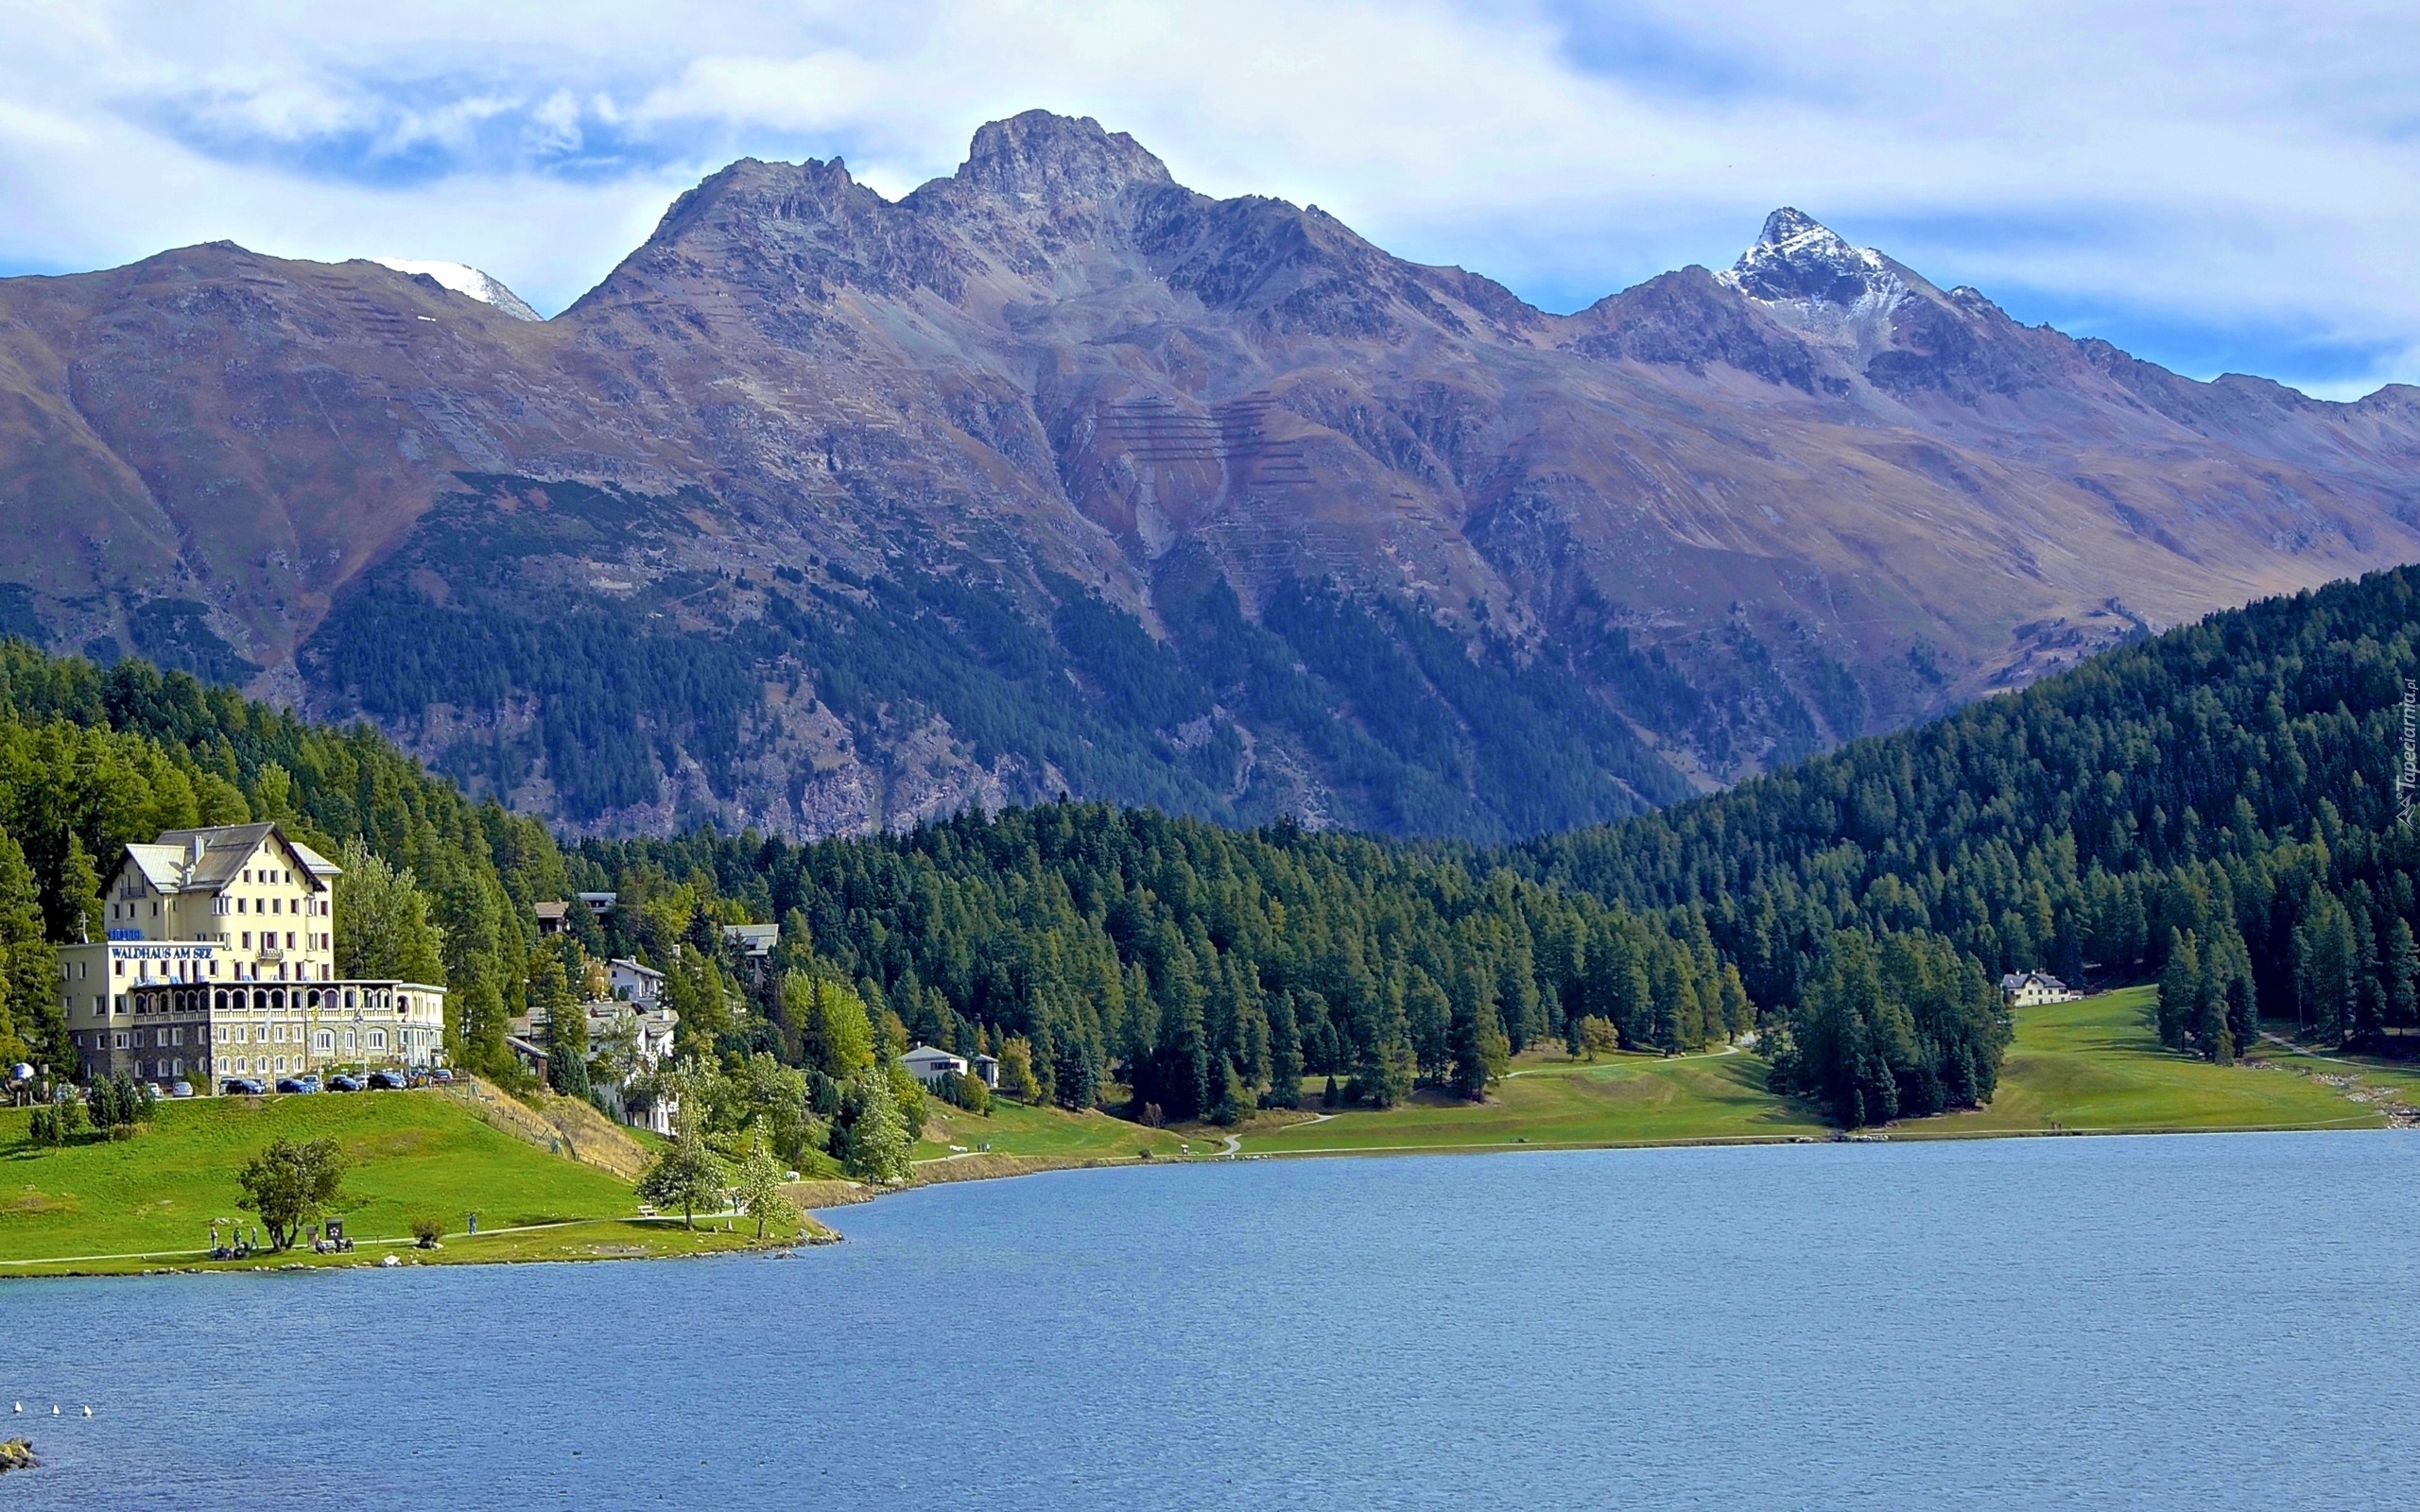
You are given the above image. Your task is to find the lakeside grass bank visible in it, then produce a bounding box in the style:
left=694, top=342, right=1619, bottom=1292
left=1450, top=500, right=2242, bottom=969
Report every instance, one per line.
left=8, top=988, right=2413, bottom=1273
left=0, top=1085, right=816, bottom=1278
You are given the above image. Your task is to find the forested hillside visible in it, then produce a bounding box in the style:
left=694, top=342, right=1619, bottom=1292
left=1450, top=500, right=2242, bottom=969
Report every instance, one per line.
left=571, top=808, right=1750, bottom=1125
left=1519, top=565, right=2420, bottom=1120
left=5, top=562, right=2414, bottom=1133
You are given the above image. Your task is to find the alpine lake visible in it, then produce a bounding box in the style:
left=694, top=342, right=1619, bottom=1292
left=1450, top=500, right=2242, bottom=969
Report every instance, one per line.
left=3, top=1129, right=2413, bottom=1510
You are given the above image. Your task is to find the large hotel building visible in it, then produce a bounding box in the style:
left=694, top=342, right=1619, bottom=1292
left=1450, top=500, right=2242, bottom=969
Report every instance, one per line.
left=58, top=822, right=447, bottom=1090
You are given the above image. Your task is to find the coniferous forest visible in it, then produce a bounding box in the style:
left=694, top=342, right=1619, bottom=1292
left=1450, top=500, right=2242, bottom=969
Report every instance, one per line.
left=2, top=565, right=2417, bottom=1129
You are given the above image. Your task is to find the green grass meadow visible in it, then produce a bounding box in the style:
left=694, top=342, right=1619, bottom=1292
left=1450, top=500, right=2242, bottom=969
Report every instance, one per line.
left=0, top=1089, right=658, bottom=1272
left=1924, top=987, right=2388, bottom=1137
left=915, top=1093, right=1194, bottom=1164
left=1236, top=985, right=2393, bottom=1158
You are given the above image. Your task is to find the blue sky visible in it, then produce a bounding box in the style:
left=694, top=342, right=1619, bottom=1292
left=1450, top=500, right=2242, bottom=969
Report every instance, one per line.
left=2, top=0, right=2412, bottom=398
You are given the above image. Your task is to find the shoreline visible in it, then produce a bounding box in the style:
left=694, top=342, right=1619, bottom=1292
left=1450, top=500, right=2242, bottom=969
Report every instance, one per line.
left=4, top=1118, right=2405, bottom=1279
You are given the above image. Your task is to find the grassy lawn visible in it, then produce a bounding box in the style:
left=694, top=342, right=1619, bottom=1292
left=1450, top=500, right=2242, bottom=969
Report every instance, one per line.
left=914, top=1093, right=1194, bottom=1165
left=1235, top=987, right=2392, bottom=1156
left=0, top=1088, right=786, bottom=1275
left=1239, top=1045, right=1827, bottom=1156
left=1907, top=987, right=2385, bottom=1138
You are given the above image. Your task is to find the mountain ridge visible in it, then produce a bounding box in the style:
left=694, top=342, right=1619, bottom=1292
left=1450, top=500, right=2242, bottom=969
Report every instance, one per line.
left=0, top=109, right=2415, bottom=843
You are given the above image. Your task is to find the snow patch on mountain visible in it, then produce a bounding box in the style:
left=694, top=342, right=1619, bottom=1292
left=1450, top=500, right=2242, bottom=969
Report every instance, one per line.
left=1719, top=208, right=1908, bottom=353
left=372, top=259, right=542, bottom=320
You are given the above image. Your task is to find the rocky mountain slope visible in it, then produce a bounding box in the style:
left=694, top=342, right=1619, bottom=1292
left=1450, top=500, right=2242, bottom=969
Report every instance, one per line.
left=1, top=111, right=2414, bottom=842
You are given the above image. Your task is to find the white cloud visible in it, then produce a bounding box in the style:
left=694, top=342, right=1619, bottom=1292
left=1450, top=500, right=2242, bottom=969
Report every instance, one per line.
left=0, top=0, right=2411, bottom=393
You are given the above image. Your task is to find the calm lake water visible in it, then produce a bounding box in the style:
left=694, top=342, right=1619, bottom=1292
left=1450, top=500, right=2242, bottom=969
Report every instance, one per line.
left=3, top=1131, right=2414, bottom=1510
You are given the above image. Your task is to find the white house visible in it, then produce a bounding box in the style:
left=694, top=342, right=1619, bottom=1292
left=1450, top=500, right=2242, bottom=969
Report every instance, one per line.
left=514, top=992, right=681, bottom=1135
left=2001, top=971, right=2082, bottom=1007
left=609, top=957, right=666, bottom=1008
left=900, top=1044, right=969, bottom=1088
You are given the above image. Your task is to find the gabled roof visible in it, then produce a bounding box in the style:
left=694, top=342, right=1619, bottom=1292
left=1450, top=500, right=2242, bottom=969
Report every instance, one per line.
left=609, top=956, right=666, bottom=981
left=122, top=823, right=340, bottom=896
left=901, top=1043, right=966, bottom=1064
left=721, top=922, right=779, bottom=954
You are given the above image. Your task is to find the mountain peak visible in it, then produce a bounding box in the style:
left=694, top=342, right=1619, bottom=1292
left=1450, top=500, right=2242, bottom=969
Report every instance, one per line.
left=957, top=111, right=1172, bottom=206
left=1720, top=206, right=1897, bottom=310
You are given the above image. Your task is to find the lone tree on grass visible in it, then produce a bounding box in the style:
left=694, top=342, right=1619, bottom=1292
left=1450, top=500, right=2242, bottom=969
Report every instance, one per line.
left=833, top=1065, right=912, bottom=1184
left=235, top=1137, right=349, bottom=1251
left=636, top=1116, right=728, bottom=1230
left=735, top=1117, right=797, bottom=1241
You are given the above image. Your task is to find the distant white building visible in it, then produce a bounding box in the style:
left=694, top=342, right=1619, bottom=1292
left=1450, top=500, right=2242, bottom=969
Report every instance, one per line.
left=2001, top=971, right=2082, bottom=1007
left=900, top=1044, right=969, bottom=1088
left=609, top=957, right=666, bottom=1008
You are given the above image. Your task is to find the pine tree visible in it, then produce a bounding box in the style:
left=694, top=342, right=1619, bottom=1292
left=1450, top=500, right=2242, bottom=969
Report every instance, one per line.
left=2156, top=930, right=2201, bottom=1052
left=1266, top=991, right=1303, bottom=1109
left=2293, top=888, right=2356, bottom=1042
left=0, top=830, right=57, bottom=1071
left=2387, top=919, right=2419, bottom=1030
left=537, top=948, right=590, bottom=1097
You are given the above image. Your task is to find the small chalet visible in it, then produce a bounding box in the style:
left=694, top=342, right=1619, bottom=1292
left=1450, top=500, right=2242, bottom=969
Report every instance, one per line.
left=900, top=1044, right=969, bottom=1088
left=2000, top=971, right=2082, bottom=1007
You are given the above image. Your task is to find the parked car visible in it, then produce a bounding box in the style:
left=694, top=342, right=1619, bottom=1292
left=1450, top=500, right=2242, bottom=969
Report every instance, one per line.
left=274, top=1076, right=318, bottom=1094
left=168, top=1081, right=194, bottom=1098
left=427, top=1068, right=456, bottom=1085
left=221, top=1077, right=267, bottom=1096
left=367, top=1070, right=407, bottom=1091
left=326, top=1074, right=363, bottom=1092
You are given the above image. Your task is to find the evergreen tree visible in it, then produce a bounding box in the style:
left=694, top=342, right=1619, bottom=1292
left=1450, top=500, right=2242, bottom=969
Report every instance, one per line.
left=2294, top=887, right=2356, bottom=1041
left=0, top=827, right=43, bottom=1067
left=1266, top=990, right=1303, bottom=1109
left=534, top=946, right=589, bottom=1097
left=2386, top=919, right=2419, bottom=1029
left=2156, top=930, right=2201, bottom=1052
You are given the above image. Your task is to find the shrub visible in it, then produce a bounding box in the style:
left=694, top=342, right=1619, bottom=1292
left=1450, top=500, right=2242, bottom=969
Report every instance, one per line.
left=410, top=1216, right=445, bottom=1249
left=26, top=1093, right=86, bottom=1146
left=939, top=1070, right=992, bottom=1115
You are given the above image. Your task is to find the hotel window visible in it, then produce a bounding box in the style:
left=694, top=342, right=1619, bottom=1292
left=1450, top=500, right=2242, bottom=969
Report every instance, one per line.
left=316, top=1032, right=334, bottom=1053
left=113, top=1032, right=127, bottom=1049
left=371, top=1029, right=389, bottom=1051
